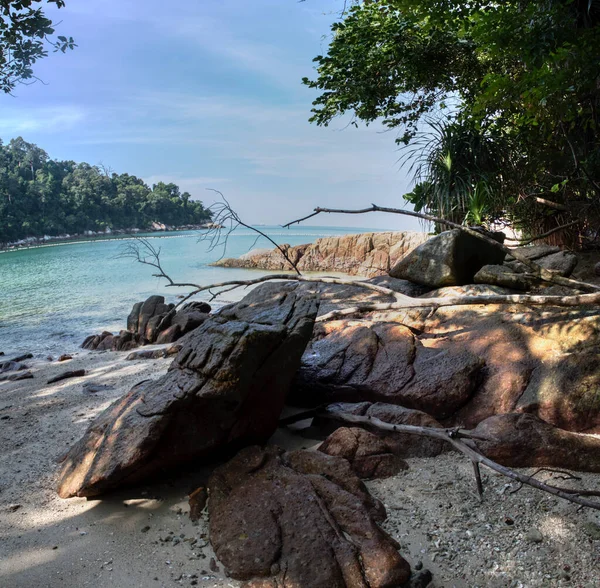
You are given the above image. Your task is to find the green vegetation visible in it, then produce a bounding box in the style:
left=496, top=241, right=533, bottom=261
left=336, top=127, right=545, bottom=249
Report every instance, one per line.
left=0, top=137, right=212, bottom=243
left=304, top=1, right=600, bottom=242
left=0, top=1, right=76, bottom=94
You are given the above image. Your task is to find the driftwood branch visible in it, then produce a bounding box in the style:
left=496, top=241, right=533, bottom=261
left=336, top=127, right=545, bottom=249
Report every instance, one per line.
left=325, top=411, right=600, bottom=511
left=283, top=205, right=600, bottom=292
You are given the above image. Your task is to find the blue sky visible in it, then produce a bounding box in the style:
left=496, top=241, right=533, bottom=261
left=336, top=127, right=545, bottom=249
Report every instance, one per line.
left=0, top=0, right=421, bottom=230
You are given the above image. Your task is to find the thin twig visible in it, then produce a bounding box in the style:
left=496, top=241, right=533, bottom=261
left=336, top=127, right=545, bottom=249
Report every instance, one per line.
left=204, top=190, right=301, bottom=275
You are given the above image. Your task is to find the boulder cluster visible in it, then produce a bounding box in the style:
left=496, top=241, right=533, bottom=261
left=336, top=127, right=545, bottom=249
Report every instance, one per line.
left=59, top=228, right=600, bottom=587
left=81, top=296, right=211, bottom=351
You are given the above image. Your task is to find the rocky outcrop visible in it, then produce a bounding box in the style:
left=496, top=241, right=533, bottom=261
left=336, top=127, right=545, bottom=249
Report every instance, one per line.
left=318, top=427, right=409, bottom=479
left=208, top=445, right=412, bottom=587
left=292, top=319, right=484, bottom=418
left=389, top=229, right=506, bottom=287
left=213, top=231, right=429, bottom=277
left=473, top=413, right=600, bottom=471
left=58, top=283, right=318, bottom=498
left=288, top=279, right=600, bottom=434
left=82, top=298, right=211, bottom=351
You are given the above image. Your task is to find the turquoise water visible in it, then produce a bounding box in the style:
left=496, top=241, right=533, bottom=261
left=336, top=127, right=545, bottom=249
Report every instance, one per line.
left=0, top=226, right=380, bottom=357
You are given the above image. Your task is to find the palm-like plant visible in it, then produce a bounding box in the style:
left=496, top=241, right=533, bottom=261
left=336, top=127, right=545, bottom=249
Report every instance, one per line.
left=402, top=118, right=516, bottom=227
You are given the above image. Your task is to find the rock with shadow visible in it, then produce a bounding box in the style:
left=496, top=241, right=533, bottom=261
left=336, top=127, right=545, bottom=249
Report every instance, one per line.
left=291, top=319, right=484, bottom=419
left=389, top=229, right=505, bottom=287
left=57, top=283, right=318, bottom=498
left=208, top=445, right=412, bottom=588
left=473, top=413, right=600, bottom=471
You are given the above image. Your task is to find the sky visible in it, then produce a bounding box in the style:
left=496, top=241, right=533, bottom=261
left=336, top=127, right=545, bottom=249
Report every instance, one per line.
left=0, top=0, right=421, bottom=230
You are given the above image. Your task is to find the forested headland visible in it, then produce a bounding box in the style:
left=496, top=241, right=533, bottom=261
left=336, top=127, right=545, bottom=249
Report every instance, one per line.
left=0, top=137, right=212, bottom=244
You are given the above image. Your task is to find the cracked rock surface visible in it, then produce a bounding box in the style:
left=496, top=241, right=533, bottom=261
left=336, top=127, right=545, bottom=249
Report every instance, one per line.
left=292, top=320, right=484, bottom=418
left=57, top=283, right=318, bottom=498
left=208, top=445, right=412, bottom=588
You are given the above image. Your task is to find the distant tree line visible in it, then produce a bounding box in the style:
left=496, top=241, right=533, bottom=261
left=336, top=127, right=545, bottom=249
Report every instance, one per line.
left=0, top=137, right=212, bottom=242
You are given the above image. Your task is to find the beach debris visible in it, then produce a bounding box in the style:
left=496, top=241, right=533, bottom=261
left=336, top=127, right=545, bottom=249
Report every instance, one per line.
left=82, top=382, right=114, bottom=394
left=0, top=370, right=33, bottom=382
left=7, top=353, right=33, bottom=363
left=208, top=445, right=412, bottom=587
left=525, top=528, right=544, bottom=544
left=125, top=346, right=180, bottom=361
left=57, top=283, right=318, bottom=498
left=1, top=360, right=28, bottom=373
left=188, top=487, right=208, bottom=522
left=47, top=369, right=86, bottom=385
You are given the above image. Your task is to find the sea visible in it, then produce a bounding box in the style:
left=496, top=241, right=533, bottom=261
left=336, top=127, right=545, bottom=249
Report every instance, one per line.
left=0, top=225, right=386, bottom=358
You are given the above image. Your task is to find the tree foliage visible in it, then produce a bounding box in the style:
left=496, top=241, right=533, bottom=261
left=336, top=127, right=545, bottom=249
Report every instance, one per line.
left=304, top=1, right=600, bottom=239
left=0, top=137, right=212, bottom=243
left=0, top=0, right=76, bottom=93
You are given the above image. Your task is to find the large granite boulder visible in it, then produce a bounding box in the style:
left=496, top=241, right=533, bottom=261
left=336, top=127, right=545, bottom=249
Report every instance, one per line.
left=389, top=229, right=506, bottom=287
left=58, top=283, right=318, bottom=498
left=473, top=413, right=600, bottom=471
left=291, top=319, right=484, bottom=418
left=208, top=445, right=412, bottom=587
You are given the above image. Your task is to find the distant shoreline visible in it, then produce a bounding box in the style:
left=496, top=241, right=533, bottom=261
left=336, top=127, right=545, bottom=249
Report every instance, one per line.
left=0, top=223, right=222, bottom=253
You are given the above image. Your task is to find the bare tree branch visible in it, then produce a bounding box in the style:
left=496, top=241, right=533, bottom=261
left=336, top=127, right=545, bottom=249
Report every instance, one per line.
left=283, top=205, right=600, bottom=292
left=324, top=411, right=600, bottom=511
left=202, top=190, right=301, bottom=275
left=504, top=220, right=581, bottom=246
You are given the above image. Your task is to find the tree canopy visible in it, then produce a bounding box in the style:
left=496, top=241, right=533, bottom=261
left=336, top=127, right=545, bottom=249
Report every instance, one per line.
left=0, top=0, right=76, bottom=93
left=0, top=137, right=212, bottom=243
left=304, top=1, right=600, bottom=241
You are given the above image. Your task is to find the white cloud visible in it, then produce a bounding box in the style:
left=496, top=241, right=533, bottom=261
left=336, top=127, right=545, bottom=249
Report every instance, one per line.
left=0, top=106, right=86, bottom=135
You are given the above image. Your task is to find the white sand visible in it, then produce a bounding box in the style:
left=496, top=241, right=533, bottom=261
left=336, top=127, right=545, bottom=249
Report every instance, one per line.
left=1, top=351, right=600, bottom=587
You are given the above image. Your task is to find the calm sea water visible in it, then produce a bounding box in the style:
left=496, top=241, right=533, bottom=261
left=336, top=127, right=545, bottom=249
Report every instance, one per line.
left=0, top=226, right=382, bottom=357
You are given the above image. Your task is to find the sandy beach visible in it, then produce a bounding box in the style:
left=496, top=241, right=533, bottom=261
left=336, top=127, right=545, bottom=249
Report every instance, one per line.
left=1, top=350, right=600, bottom=588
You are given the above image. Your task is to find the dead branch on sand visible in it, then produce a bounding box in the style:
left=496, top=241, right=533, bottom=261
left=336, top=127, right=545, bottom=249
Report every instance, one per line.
left=324, top=411, right=600, bottom=512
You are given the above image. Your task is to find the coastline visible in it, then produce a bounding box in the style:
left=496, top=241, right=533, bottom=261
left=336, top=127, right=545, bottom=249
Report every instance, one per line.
left=0, top=223, right=222, bottom=253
